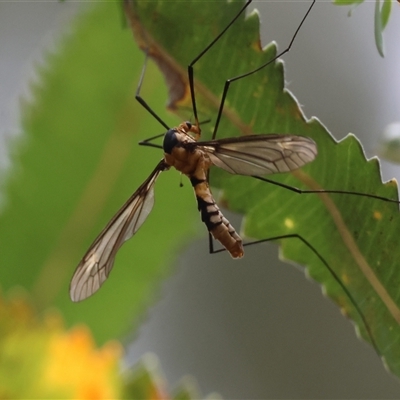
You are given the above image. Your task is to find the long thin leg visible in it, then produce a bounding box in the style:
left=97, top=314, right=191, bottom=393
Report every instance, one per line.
left=252, top=175, right=400, bottom=204
left=135, top=50, right=170, bottom=131
left=212, top=0, right=315, bottom=139
left=210, top=231, right=380, bottom=356
left=203, top=0, right=318, bottom=263
left=186, top=0, right=314, bottom=139
left=138, top=132, right=164, bottom=150
left=188, top=0, right=254, bottom=130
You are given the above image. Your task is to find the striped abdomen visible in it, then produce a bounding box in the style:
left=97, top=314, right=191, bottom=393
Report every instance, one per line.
left=162, top=124, right=243, bottom=258
left=190, top=176, right=244, bottom=259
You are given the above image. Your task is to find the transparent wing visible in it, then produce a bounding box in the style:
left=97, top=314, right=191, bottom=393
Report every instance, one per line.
left=194, top=134, right=317, bottom=175
left=70, top=160, right=167, bottom=302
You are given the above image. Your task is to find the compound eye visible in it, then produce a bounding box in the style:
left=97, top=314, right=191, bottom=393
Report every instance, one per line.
left=163, top=129, right=178, bottom=154
left=185, top=121, right=192, bottom=129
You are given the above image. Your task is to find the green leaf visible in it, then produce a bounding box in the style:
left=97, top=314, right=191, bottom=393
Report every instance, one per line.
left=374, top=0, right=385, bottom=57
left=122, top=354, right=219, bottom=400
left=127, top=0, right=400, bottom=377
left=334, top=0, right=393, bottom=57
left=377, top=122, right=400, bottom=163
left=381, top=0, right=392, bottom=30
left=3, top=0, right=400, bottom=378
left=0, top=3, right=198, bottom=343
left=333, top=0, right=363, bottom=5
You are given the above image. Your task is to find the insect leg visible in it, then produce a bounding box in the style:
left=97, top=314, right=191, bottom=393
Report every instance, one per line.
left=135, top=50, right=170, bottom=150
left=211, top=0, right=315, bottom=140
left=188, top=0, right=254, bottom=130
left=252, top=175, right=400, bottom=205
left=210, top=231, right=380, bottom=356
left=135, top=50, right=170, bottom=131
left=138, top=131, right=165, bottom=150
left=205, top=1, right=316, bottom=260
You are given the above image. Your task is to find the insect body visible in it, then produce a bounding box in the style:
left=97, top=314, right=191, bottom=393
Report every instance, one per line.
left=68, top=0, right=400, bottom=364
left=70, top=120, right=317, bottom=301
left=164, top=122, right=244, bottom=259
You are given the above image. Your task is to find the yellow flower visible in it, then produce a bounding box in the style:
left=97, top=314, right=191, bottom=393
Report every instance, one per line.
left=0, top=293, right=122, bottom=399
left=40, top=325, right=122, bottom=399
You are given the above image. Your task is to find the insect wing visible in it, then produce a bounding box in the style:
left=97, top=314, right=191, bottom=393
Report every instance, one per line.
left=70, top=160, right=167, bottom=302
left=197, top=134, right=317, bottom=175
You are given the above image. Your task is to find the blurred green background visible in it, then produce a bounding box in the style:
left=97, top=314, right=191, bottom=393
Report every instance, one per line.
left=1, top=1, right=400, bottom=398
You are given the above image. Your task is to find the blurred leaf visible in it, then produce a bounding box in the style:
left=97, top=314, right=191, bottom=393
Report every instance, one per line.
left=377, top=122, right=400, bottom=163
left=123, top=353, right=220, bottom=400
left=374, top=0, right=385, bottom=57
left=0, top=2, right=198, bottom=343
left=334, top=0, right=393, bottom=57
left=127, top=0, right=400, bottom=377
left=122, top=355, right=167, bottom=400
left=0, top=292, right=215, bottom=399
left=380, top=0, right=392, bottom=29
left=2, top=0, right=400, bottom=379
left=334, top=0, right=363, bottom=5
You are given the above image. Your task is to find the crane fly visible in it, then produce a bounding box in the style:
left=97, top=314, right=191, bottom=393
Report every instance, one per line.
left=70, top=121, right=317, bottom=301
left=70, top=0, right=320, bottom=302
left=69, top=0, right=400, bottom=358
